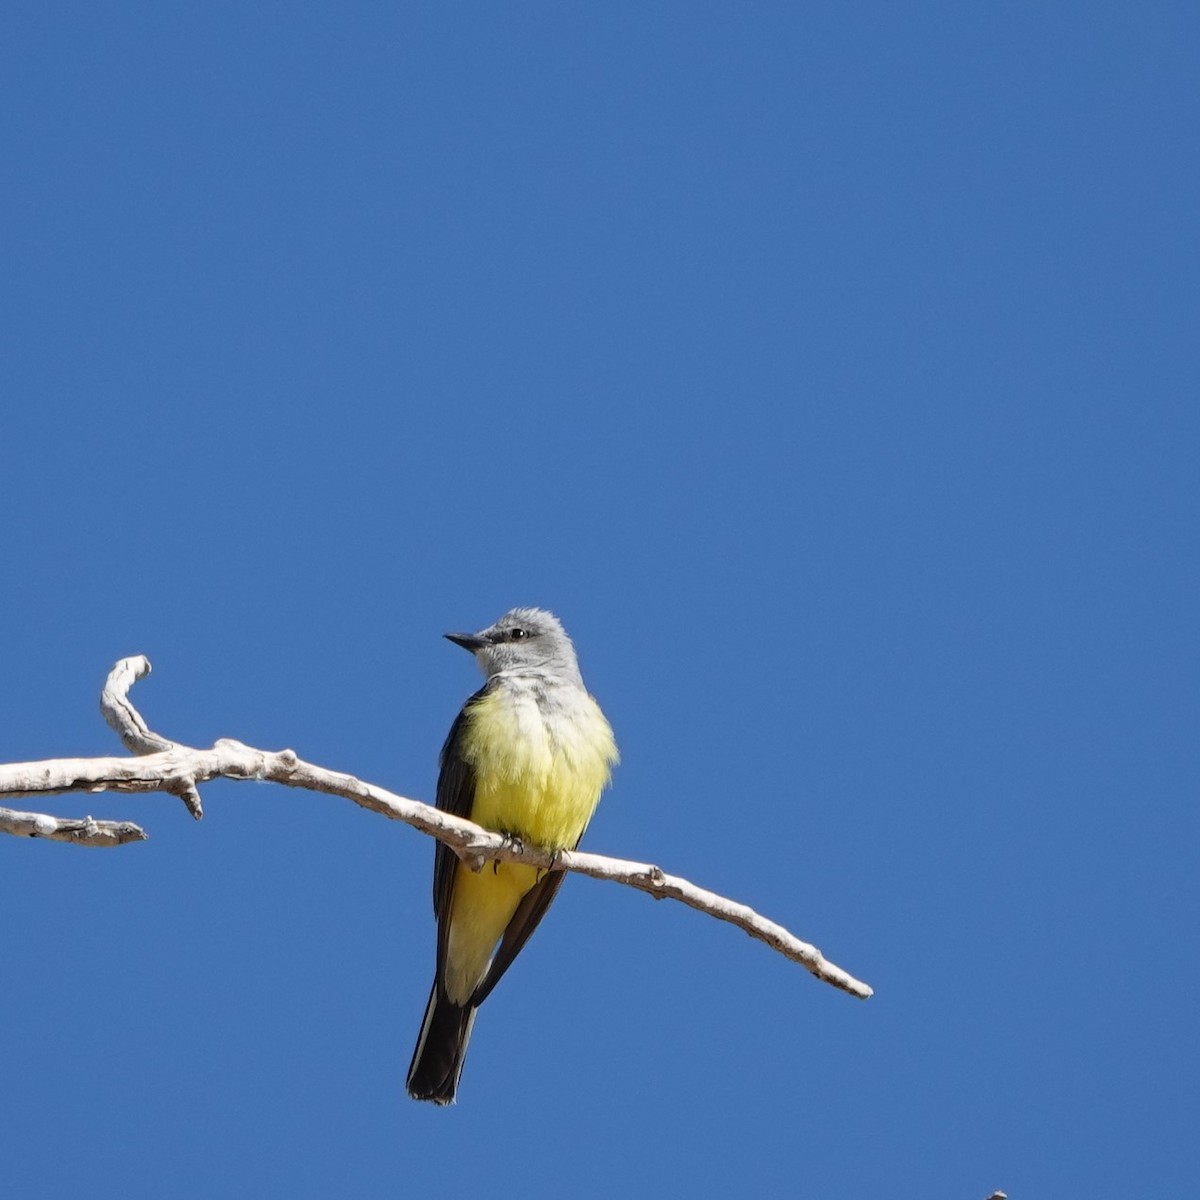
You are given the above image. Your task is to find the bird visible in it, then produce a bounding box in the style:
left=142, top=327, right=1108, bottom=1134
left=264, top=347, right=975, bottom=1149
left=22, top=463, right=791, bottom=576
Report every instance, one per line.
left=406, top=607, right=619, bottom=1104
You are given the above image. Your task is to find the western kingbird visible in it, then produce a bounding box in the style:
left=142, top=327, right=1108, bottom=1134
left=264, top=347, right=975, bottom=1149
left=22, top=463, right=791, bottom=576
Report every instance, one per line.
left=406, top=607, right=618, bottom=1105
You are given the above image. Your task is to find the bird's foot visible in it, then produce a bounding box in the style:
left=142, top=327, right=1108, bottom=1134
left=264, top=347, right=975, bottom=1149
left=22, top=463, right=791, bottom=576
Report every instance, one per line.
left=491, top=832, right=525, bottom=873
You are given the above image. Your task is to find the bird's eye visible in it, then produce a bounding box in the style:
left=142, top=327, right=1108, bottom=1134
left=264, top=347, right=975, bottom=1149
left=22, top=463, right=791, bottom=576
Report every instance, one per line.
left=510, top=628, right=528, bottom=641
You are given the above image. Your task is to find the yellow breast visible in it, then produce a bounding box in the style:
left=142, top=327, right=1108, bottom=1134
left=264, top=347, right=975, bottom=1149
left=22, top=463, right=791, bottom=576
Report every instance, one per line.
left=460, top=681, right=618, bottom=850
left=442, top=679, right=618, bottom=1003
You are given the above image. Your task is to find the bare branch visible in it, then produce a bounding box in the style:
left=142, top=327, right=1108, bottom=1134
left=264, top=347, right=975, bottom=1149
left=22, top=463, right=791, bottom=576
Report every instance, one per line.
left=100, top=654, right=171, bottom=754
left=1, top=657, right=874, bottom=999
left=0, top=805, right=147, bottom=847
left=100, top=654, right=203, bottom=818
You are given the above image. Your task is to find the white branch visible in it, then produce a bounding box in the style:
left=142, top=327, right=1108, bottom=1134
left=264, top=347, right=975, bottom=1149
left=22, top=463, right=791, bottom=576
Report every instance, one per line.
left=0, top=805, right=147, bottom=847
left=100, top=655, right=203, bottom=817
left=0, top=657, right=873, bottom=1000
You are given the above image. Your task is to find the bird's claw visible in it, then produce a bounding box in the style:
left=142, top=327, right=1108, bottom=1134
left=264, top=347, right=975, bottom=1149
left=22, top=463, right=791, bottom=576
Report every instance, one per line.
left=491, top=832, right=525, bottom=873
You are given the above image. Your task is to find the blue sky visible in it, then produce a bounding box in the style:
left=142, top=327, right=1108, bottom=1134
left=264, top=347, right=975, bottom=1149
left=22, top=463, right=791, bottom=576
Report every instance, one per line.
left=3, top=3, right=1197, bottom=1196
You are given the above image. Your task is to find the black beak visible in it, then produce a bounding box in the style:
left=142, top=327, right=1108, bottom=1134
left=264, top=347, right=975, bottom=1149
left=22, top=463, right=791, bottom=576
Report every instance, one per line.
left=445, top=632, right=487, bottom=652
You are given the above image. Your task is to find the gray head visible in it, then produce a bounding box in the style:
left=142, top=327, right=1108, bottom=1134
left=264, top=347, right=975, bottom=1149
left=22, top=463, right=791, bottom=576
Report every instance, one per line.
left=445, top=607, right=584, bottom=685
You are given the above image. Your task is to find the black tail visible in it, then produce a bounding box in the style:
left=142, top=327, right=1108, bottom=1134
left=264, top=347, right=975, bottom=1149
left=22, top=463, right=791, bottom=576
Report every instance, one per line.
left=406, top=985, right=477, bottom=1105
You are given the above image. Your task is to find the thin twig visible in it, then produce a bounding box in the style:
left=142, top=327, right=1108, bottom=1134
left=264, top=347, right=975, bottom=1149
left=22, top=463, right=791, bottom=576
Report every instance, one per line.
left=0, top=657, right=873, bottom=999
left=100, top=654, right=203, bottom=818
left=0, top=805, right=147, bottom=847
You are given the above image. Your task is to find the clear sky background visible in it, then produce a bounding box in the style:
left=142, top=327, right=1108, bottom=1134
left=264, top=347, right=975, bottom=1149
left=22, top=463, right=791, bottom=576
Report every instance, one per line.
left=3, top=3, right=1197, bottom=1197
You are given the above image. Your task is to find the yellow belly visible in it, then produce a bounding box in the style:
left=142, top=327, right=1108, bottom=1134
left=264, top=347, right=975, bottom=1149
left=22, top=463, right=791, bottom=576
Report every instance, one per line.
left=443, top=682, right=618, bottom=1003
